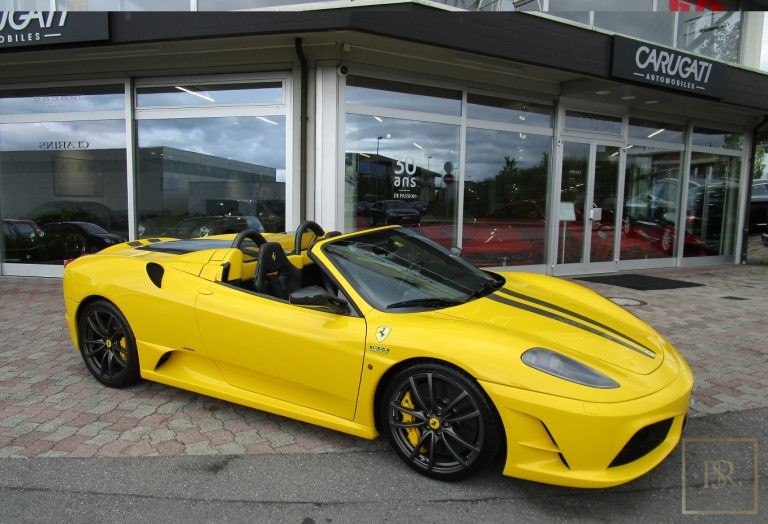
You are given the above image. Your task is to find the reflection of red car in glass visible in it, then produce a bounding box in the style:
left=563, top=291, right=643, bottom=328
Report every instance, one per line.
left=473, top=200, right=547, bottom=265
left=415, top=200, right=547, bottom=267
left=460, top=223, right=536, bottom=266
left=415, top=221, right=537, bottom=268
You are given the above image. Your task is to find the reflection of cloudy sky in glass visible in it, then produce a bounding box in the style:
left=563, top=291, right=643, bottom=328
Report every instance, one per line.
left=0, top=93, right=124, bottom=115
left=0, top=120, right=125, bottom=151
left=763, top=13, right=768, bottom=71
left=346, top=114, right=459, bottom=176
left=77, top=0, right=190, bottom=11
left=136, top=83, right=282, bottom=108
left=465, top=129, right=550, bottom=182
left=138, top=116, right=286, bottom=181
left=347, top=85, right=461, bottom=116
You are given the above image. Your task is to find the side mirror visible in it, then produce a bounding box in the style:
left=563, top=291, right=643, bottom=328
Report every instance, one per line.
left=289, top=285, right=347, bottom=315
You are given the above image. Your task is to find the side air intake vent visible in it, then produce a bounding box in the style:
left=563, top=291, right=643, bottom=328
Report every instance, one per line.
left=146, top=263, right=164, bottom=288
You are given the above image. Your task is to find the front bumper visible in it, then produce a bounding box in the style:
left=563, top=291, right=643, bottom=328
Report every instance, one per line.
left=481, top=365, right=693, bottom=488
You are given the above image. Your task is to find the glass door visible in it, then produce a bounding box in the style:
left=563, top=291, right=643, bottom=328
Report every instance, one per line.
left=555, top=141, right=621, bottom=275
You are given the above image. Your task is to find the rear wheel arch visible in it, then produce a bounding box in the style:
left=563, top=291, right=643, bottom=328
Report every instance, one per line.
left=75, top=297, right=140, bottom=388
left=75, top=295, right=114, bottom=334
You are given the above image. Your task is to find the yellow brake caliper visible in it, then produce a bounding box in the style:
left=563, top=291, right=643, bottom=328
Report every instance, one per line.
left=117, top=337, right=127, bottom=362
left=401, top=391, right=426, bottom=452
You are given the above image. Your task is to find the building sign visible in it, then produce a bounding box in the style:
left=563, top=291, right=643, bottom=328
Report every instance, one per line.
left=0, top=11, right=109, bottom=49
left=39, top=140, right=90, bottom=150
left=392, top=155, right=420, bottom=200
left=611, top=36, right=726, bottom=98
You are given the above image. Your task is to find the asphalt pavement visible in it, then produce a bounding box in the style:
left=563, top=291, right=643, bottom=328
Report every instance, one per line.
left=1, top=261, right=767, bottom=522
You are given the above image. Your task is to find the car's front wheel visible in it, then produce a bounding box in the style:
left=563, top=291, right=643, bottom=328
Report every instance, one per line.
left=77, top=300, right=140, bottom=388
left=380, top=362, right=502, bottom=481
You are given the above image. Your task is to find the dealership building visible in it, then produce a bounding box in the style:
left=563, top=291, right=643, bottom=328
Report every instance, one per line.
left=1, top=1, right=768, bottom=277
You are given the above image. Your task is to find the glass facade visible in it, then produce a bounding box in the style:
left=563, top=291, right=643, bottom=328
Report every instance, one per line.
left=564, top=111, right=622, bottom=134
left=0, top=77, right=290, bottom=270
left=0, top=86, right=128, bottom=266
left=345, top=77, right=555, bottom=269
left=0, top=3, right=756, bottom=276
left=594, top=12, right=675, bottom=47
left=677, top=11, right=742, bottom=63
left=622, top=147, right=686, bottom=259
left=687, top=152, right=741, bottom=257
left=135, top=80, right=288, bottom=238
left=511, top=1, right=745, bottom=66
left=0, top=0, right=753, bottom=68
left=621, top=118, right=686, bottom=260
left=342, top=75, right=749, bottom=272
left=558, top=142, right=589, bottom=264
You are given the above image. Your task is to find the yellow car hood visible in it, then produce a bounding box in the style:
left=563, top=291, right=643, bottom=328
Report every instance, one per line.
left=437, top=273, right=665, bottom=376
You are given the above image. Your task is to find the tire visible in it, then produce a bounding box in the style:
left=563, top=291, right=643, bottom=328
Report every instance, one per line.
left=77, top=300, right=140, bottom=388
left=379, top=362, right=502, bottom=481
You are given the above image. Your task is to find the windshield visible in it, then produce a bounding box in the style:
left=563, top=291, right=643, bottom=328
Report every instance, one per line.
left=322, top=228, right=503, bottom=311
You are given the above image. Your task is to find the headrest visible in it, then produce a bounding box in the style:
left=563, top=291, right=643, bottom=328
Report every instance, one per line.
left=259, top=242, right=290, bottom=273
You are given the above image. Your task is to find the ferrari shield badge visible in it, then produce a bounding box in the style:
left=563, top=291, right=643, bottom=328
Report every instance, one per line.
left=376, top=326, right=391, bottom=343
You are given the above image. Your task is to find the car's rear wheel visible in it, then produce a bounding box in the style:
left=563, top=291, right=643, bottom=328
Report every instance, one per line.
left=78, top=300, right=140, bottom=388
left=380, top=362, right=501, bottom=481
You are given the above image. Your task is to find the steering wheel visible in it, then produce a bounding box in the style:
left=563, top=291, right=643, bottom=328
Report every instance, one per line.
left=293, top=220, right=325, bottom=255
left=231, top=228, right=267, bottom=250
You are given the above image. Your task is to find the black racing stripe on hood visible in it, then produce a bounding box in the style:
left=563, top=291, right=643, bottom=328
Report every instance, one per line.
left=497, top=288, right=657, bottom=357
left=487, top=294, right=656, bottom=359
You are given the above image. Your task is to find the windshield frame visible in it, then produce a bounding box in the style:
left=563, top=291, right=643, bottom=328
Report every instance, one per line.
left=320, top=227, right=503, bottom=312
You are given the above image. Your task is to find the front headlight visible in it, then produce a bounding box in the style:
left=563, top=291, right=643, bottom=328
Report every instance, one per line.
left=521, top=348, right=619, bottom=389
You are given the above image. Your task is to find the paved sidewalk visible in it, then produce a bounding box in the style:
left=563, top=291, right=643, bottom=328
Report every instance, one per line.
left=1, top=264, right=767, bottom=459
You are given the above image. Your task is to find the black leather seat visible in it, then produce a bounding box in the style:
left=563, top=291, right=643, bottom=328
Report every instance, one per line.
left=254, top=242, right=302, bottom=300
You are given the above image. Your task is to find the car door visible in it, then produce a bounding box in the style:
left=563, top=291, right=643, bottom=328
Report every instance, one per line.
left=194, top=284, right=367, bottom=420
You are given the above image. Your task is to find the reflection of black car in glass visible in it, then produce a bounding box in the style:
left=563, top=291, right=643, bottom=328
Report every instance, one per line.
left=624, top=178, right=680, bottom=223
left=685, top=181, right=736, bottom=255
left=750, top=179, right=768, bottom=231
left=356, top=201, right=373, bottom=216
left=369, top=200, right=420, bottom=226
left=205, top=199, right=285, bottom=233
left=622, top=179, right=707, bottom=256
left=162, top=215, right=265, bottom=239
left=25, top=200, right=128, bottom=237
left=2, top=219, right=45, bottom=262
left=42, top=221, right=126, bottom=260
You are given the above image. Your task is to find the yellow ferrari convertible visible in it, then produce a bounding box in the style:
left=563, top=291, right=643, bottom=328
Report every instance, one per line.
left=63, top=222, right=693, bottom=487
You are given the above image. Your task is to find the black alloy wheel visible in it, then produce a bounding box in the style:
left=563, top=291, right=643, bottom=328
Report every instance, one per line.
left=380, top=362, right=502, bottom=481
left=78, top=300, right=140, bottom=388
